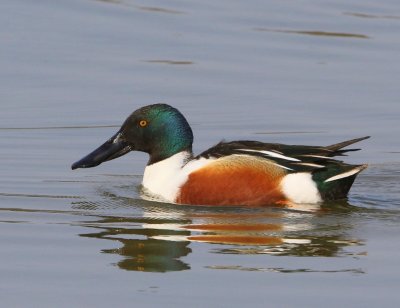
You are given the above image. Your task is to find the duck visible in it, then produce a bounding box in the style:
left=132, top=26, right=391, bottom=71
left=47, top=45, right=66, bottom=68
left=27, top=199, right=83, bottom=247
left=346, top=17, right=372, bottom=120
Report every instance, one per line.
left=72, top=103, right=369, bottom=206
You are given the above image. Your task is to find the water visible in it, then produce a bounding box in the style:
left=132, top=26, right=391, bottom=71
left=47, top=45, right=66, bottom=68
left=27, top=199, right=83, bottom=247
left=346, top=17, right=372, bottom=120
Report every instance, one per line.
left=1, top=0, right=400, bottom=307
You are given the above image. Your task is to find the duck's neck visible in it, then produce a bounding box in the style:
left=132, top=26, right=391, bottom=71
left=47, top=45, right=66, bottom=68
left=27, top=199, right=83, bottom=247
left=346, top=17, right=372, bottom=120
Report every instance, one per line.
left=148, top=146, right=193, bottom=166
left=146, top=121, right=194, bottom=166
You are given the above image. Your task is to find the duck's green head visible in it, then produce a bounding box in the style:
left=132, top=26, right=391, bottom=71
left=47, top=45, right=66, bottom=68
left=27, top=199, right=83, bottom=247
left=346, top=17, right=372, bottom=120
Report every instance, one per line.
left=71, top=104, right=193, bottom=169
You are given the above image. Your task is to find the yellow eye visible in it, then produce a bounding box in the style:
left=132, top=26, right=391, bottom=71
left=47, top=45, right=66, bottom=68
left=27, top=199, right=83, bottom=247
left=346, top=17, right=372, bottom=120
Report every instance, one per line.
left=139, top=120, right=148, bottom=127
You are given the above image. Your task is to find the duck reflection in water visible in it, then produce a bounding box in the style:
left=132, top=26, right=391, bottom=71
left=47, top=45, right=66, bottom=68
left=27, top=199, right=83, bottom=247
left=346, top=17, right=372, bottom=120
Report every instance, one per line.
left=79, top=216, right=192, bottom=272
left=73, top=193, right=365, bottom=273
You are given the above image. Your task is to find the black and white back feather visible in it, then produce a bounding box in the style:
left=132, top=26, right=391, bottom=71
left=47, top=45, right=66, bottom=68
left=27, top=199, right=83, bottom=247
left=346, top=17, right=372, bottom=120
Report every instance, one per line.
left=196, top=136, right=370, bottom=173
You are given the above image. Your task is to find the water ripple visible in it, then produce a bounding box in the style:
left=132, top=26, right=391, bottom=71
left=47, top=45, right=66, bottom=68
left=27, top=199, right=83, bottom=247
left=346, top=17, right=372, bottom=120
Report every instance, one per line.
left=254, top=28, right=370, bottom=39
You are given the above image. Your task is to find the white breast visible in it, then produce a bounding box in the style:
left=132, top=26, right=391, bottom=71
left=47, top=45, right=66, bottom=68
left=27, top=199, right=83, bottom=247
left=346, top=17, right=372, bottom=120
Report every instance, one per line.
left=142, top=152, right=214, bottom=203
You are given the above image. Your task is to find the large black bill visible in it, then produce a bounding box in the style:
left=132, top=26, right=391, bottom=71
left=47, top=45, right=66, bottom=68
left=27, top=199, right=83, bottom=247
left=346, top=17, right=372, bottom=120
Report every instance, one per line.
left=71, top=132, right=131, bottom=170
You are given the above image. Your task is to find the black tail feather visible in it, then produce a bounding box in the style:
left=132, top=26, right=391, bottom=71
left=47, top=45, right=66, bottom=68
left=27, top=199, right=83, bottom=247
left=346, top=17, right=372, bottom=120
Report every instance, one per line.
left=325, top=136, right=370, bottom=152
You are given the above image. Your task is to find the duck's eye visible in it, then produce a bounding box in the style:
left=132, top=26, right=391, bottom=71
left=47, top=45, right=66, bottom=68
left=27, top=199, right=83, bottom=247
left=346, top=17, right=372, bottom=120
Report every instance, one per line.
left=139, top=120, right=148, bottom=127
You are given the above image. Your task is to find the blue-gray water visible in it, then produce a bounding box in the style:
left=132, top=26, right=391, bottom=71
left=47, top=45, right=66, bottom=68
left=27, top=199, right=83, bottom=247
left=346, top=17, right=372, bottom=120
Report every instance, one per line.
left=1, top=0, right=400, bottom=307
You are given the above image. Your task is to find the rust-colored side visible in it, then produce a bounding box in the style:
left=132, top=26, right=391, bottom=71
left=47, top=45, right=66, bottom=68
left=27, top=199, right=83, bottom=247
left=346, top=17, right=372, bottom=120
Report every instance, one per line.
left=176, top=155, right=288, bottom=206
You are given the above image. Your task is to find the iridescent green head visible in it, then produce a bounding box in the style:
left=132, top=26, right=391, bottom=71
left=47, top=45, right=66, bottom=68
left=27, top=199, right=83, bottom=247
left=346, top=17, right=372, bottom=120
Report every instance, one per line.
left=71, top=104, right=193, bottom=169
left=121, top=104, right=193, bottom=163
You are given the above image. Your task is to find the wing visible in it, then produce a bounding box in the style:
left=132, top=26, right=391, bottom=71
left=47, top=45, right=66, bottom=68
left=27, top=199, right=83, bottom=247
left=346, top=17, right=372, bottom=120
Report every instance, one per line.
left=196, top=136, right=370, bottom=173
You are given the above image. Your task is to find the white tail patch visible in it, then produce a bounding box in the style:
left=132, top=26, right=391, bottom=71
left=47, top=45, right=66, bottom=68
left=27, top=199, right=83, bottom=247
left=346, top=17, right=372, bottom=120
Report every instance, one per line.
left=324, top=166, right=366, bottom=182
left=239, top=149, right=301, bottom=162
left=281, top=173, right=322, bottom=204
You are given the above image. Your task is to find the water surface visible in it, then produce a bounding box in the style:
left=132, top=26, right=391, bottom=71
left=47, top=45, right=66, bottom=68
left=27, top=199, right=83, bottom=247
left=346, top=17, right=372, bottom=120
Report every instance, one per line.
left=1, top=0, right=400, bottom=307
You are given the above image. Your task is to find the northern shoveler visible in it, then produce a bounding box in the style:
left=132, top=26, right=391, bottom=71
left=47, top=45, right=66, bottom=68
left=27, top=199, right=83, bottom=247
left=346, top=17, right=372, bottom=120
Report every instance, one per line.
left=72, top=104, right=369, bottom=206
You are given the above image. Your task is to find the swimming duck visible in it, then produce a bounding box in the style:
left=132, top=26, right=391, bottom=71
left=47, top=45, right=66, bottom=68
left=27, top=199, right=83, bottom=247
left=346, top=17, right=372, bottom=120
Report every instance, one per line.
left=72, top=104, right=369, bottom=206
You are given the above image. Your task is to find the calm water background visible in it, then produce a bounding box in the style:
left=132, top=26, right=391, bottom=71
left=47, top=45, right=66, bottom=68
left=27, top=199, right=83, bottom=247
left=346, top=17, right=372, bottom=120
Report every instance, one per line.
left=1, top=0, right=400, bottom=307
